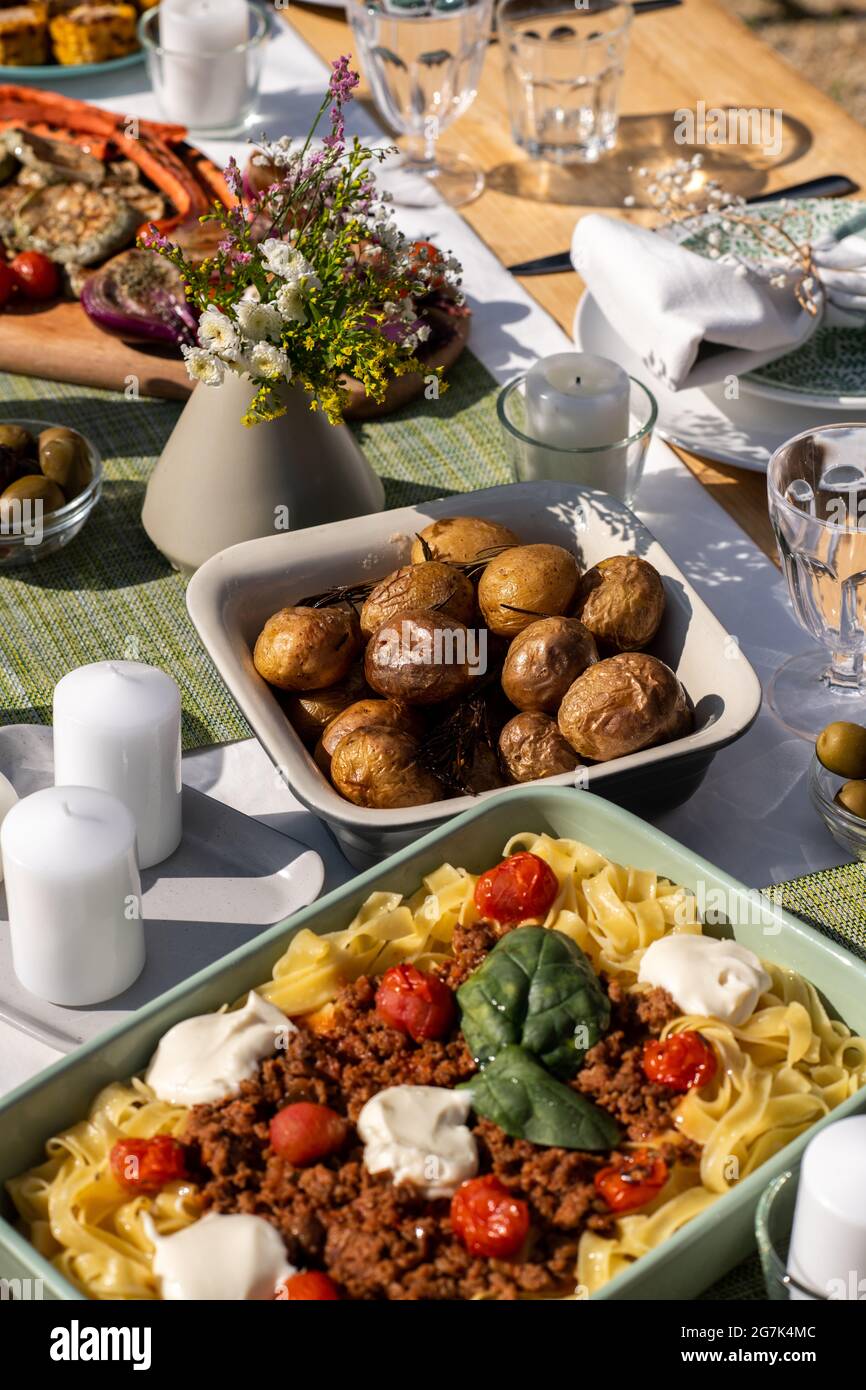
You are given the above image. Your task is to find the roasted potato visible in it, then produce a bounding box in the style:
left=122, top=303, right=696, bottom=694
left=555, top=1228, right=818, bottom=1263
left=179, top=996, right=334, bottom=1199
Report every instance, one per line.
left=410, top=515, right=519, bottom=566
left=501, top=616, right=598, bottom=713
left=365, top=609, right=478, bottom=705
left=573, top=555, right=665, bottom=652
left=282, top=663, right=368, bottom=745
left=478, top=543, right=580, bottom=638
left=330, top=726, right=443, bottom=808
left=315, top=698, right=423, bottom=775
left=499, top=711, right=581, bottom=784
left=558, top=652, right=692, bottom=762
left=254, top=605, right=361, bottom=692
left=360, top=561, right=475, bottom=640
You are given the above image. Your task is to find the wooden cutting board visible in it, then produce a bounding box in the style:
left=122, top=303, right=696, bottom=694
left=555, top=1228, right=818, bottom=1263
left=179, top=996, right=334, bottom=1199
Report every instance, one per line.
left=0, top=298, right=191, bottom=399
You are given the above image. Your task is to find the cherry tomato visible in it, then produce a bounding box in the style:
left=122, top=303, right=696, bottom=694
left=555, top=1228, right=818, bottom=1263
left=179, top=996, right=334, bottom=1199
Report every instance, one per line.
left=10, top=251, right=60, bottom=302
left=0, top=262, right=15, bottom=310
left=473, top=852, right=559, bottom=926
left=277, top=1271, right=341, bottom=1300
left=450, top=1175, right=530, bottom=1258
left=269, top=1101, right=348, bottom=1166
left=375, top=962, right=456, bottom=1041
left=642, top=1031, right=717, bottom=1092
left=110, top=1136, right=188, bottom=1192
left=409, top=239, right=446, bottom=289
left=594, top=1149, right=669, bottom=1213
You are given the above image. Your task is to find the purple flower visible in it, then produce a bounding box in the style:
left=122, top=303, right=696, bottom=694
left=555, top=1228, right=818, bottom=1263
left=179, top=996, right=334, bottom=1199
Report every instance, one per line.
left=223, top=156, right=243, bottom=198
left=329, top=54, right=359, bottom=106
left=140, top=223, right=171, bottom=253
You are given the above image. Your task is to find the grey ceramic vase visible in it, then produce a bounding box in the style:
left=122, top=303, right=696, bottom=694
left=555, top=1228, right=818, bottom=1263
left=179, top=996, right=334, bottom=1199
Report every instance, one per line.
left=142, top=372, right=385, bottom=574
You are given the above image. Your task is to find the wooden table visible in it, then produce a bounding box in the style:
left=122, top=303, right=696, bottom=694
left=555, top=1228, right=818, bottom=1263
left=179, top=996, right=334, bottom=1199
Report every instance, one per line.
left=284, top=0, right=866, bottom=561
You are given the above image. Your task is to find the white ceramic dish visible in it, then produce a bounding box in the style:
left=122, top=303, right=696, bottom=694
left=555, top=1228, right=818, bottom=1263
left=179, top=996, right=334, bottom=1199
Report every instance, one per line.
left=187, top=481, right=762, bottom=868
left=0, top=725, right=324, bottom=1051
left=574, top=292, right=866, bottom=471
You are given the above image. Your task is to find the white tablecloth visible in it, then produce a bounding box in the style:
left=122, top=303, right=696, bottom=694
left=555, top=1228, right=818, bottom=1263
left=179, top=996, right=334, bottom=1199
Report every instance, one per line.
left=0, top=21, right=851, bottom=1094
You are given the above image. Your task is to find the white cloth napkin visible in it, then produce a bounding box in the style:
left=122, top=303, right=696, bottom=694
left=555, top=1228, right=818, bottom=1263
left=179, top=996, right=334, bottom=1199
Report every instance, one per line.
left=571, top=212, right=866, bottom=391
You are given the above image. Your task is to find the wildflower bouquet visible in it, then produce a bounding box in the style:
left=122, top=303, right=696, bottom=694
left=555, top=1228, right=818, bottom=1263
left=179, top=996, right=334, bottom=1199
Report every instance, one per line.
left=143, top=56, right=464, bottom=426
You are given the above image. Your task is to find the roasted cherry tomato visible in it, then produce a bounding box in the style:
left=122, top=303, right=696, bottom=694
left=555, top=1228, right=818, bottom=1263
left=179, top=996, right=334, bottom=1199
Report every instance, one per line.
left=473, top=852, right=559, bottom=926
left=375, top=962, right=456, bottom=1041
left=642, top=1031, right=717, bottom=1092
left=269, top=1101, right=348, bottom=1166
left=594, top=1149, right=669, bottom=1213
left=450, top=1175, right=530, bottom=1258
left=10, top=251, right=60, bottom=302
left=0, top=262, right=15, bottom=310
left=110, top=1136, right=188, bottom=1192
left=277, top=1271, right=341, bottom=1301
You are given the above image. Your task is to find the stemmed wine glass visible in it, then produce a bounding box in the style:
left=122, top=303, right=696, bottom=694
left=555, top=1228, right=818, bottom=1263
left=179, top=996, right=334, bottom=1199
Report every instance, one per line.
left=767, top=424, right=866, bottom=738
left=347, top=0, right=493, bottom=207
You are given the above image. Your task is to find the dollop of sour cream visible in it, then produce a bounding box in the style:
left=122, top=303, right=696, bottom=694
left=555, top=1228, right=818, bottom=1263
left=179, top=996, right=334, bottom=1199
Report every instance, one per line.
left=357, top=1085, right=478, bottom=1199
left=144, top=1213, right=294, bottom=1300
left=146, top=992, right=291, bottom=1105
left=638, top=934, right=772, bottom=1027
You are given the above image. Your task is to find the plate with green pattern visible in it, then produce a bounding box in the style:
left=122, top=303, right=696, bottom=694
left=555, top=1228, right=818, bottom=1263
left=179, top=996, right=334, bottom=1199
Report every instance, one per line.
left=677, top=198, right=866, bottom=409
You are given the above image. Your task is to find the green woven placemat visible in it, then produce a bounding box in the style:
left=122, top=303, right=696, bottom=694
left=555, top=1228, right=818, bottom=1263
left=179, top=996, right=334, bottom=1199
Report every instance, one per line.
left=0, top=352, right=508, bottom=749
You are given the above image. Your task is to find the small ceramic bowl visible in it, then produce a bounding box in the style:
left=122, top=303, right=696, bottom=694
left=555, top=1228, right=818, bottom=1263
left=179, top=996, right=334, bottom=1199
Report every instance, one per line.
left=0, top=420, right=103, bottom=570
left=808, top=752, right=866, bottom=861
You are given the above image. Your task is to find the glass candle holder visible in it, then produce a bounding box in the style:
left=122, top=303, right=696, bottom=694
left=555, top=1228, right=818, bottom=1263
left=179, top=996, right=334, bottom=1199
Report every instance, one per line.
left=756, top=1170, right=831, bottom=1301
left=496, top=373, right=655, bottom=505
left=139, top=0, right=268, bottom=138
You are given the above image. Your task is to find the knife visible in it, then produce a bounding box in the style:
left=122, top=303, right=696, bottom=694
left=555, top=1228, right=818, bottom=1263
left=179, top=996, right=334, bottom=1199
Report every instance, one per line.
left=506, top=174, right=860, bottom=276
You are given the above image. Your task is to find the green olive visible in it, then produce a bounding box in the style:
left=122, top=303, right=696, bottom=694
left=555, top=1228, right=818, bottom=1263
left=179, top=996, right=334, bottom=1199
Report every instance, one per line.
left=816, top=721, right=866, bottom=780
left=0, top=474, right=66, bottom=525
left=0, top=424, right=36, bottom=459
left=38, top=427, right=92, bottom=499
left=835, top=780, right=866, bottom=820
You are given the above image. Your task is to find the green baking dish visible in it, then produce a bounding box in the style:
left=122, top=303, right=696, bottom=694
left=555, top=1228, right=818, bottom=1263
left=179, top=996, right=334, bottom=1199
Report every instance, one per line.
left=1, top=786, right=865, bottom=1301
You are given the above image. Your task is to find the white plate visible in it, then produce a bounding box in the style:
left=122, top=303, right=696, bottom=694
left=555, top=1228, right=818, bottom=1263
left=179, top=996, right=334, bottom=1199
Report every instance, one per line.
left=187, top=481, right=762, bottom=869
left=574, top=290, right=866, bottom=471
left=0, top=726, right=324, bottom=1051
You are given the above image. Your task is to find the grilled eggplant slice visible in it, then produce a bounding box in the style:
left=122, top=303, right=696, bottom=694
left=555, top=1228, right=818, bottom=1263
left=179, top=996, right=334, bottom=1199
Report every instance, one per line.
left=13, top=183, right=139, bottom=265
left=3, top=129, right=104, bottom=188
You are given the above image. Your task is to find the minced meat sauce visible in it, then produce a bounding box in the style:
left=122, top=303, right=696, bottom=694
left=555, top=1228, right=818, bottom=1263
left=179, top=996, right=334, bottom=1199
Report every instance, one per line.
left=182, top=922, right=696, bottom=1300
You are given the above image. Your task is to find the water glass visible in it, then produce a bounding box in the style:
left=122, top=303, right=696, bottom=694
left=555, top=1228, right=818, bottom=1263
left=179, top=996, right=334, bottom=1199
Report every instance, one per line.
left=767, top=424, right=866, bottom=739
left=498, top=0, right=633, bottom=163
left=497, top=373, right=655, bottom=505
left=347, top=0, right=492, bottom=207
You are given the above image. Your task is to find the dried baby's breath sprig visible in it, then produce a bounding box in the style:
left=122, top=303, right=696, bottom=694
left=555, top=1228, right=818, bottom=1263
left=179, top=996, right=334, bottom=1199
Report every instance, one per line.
left=630, top=154, right=823, bottom=316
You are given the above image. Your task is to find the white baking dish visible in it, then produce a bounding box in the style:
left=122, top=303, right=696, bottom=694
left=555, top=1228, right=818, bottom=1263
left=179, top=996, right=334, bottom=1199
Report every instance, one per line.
left=186, top=482, right=762, bottom=867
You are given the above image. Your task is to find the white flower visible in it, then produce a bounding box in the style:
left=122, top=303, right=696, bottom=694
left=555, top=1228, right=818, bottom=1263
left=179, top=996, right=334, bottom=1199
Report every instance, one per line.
left=259, top=238, right=299, bottom=279
left=235, top=299, right=283, bottom=343
left=182, top=346, right=224, bottom=386
left=198, top=307, right=240, bottom=360
left=416, top=323, right=431, bottom=343
left=276, top=282, right=307, bottom=324
left=251, top=341, right=291, bottom=381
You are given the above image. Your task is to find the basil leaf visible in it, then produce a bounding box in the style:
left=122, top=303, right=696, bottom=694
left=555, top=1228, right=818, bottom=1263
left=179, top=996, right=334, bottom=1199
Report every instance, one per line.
left=459, top=1045, right=620, bottom=1151
left=456, top=926, right=610, bottom=1078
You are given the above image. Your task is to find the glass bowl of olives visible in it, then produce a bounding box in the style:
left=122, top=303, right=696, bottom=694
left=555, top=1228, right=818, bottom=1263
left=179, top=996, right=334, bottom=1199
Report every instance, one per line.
left=0, top=420, right=102, bottom=568
left=810, top=720, right=866, bottom=860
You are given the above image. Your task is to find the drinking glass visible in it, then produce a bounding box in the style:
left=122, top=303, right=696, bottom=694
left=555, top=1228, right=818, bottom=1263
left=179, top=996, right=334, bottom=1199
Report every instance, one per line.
left=768, top=424, right=866, bottom=739
left=498, top=0, right=633, bottom=163
left=347, top=0, right=493, bottom=207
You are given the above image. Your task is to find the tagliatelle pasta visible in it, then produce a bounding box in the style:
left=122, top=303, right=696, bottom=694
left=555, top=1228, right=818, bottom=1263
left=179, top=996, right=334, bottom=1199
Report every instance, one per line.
left=7, top=832, right=866, bottom=1300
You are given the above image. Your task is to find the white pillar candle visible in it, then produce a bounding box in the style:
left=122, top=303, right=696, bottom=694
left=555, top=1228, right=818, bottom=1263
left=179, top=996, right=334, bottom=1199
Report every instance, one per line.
left=522, top=353, right=631, bottom=496
left=787, top=1115, right=866, bottom=1300
left=0, top=770, right=18, bottom=882
left=53, top=662, right=182, bottom=870
left=158, top=0, right=251, bottom=130
left=1, top=787, right=145, bottom=1006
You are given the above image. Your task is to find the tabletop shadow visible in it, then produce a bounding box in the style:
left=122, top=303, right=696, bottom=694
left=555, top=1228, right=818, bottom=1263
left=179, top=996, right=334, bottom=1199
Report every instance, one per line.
left=486, top=110, right=812, bottom=208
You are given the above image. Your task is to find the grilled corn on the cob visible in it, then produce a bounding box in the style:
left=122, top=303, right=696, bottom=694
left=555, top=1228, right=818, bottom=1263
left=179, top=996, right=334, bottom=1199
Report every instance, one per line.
left=50, top=2, right=138, bottom=65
